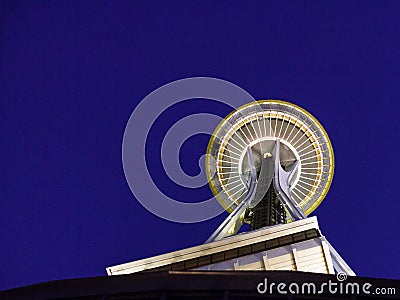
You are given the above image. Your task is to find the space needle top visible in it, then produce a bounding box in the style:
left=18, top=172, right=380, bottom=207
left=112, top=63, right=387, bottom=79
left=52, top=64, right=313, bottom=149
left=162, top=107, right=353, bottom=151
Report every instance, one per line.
left=206, top=100, right=333, bottom=214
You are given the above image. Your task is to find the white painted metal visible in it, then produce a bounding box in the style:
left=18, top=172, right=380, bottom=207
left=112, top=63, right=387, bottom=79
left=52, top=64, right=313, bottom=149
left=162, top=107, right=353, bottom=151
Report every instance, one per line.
left=106, top=217, right=347, bottom=276
left=194, top=238, right=334, bottom=275
left=107, top=217, right=320, bottom=275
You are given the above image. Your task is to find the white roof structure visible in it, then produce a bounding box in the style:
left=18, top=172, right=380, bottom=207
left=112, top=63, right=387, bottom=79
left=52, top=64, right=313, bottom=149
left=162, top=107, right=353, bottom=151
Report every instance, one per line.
left=107, top=217, right=335, bottom=276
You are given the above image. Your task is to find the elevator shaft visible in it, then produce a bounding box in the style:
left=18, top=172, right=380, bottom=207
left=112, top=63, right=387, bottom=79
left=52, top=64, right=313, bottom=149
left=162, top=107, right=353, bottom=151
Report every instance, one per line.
left=251, top=183, right=286, bottom=230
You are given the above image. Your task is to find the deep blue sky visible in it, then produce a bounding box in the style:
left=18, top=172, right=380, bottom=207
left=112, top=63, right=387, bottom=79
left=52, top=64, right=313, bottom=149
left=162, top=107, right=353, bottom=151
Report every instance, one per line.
left=1, top=0, right=400, bottom=291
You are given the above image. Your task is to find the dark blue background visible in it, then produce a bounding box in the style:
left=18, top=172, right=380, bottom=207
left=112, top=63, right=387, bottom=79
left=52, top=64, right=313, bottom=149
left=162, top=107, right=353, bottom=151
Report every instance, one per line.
left=1, top=1, right=400, bottom=291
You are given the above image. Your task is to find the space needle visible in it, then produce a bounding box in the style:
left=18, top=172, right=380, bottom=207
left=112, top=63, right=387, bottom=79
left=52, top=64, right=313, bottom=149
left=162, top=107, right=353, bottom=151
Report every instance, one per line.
left=108, top=100, right=355, bottom=276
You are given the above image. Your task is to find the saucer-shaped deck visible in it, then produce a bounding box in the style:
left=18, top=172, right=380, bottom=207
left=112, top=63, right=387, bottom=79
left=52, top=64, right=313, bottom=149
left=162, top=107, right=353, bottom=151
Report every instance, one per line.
left=206, top=100, right=334, bottom=217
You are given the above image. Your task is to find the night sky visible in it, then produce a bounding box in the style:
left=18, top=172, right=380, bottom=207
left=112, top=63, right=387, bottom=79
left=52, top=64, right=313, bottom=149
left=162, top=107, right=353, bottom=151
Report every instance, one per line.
left=1, top=1, right=400, bottom=291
